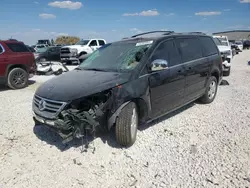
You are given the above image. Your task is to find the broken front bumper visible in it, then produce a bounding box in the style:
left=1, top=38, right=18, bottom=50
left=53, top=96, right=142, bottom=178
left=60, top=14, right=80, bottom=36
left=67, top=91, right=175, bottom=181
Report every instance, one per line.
left=33, top=98, right=109, bottom=143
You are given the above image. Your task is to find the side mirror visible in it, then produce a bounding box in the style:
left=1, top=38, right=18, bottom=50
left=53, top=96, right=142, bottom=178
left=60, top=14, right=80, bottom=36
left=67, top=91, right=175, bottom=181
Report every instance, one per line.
left=150, top=59, right=169, bottom=72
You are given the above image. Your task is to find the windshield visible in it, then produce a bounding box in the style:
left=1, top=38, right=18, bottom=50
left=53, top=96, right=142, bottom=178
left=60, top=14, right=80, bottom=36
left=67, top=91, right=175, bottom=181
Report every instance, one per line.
left=235, top=41, right=242, bottom=45
left=36, top=47, right=47, bottom=53
left=36, top=45, right=45, bottom=48
left=75, top=40, right=90, bottom=45
left=78, top=41, right=153, bottom=72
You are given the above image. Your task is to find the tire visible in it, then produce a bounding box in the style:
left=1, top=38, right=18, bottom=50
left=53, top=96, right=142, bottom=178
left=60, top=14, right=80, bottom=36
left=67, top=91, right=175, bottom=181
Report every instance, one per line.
left=115, top=102, right=138, bottom=147
left=223, top=67, right=231, bottom=76
left=7, top=68, right=28, bottom=89
left=199, top=76, right=218, bottom=104
left=40, top=58, right=46, bottom=62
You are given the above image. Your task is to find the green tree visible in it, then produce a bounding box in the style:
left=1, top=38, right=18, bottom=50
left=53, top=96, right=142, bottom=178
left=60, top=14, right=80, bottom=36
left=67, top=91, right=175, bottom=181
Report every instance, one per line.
left=55, top=36, right=80, bottom=45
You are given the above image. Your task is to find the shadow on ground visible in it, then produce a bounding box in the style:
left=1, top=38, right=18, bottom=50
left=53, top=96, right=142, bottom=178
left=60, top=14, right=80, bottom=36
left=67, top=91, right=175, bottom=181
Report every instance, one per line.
left=33, top=102, right=197, bottom=152
left=0, top=80, right=36, bottom=92
left=33, top=124, right=121, bottom=152
left=138, top=102, right=196, bottom=131
left=220, top=79, right=229, bottom=86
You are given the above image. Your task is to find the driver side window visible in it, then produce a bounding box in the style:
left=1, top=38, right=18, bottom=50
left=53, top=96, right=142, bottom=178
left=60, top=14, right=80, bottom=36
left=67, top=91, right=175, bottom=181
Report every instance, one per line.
left=151, top=39, right=181, bottom=67
left=89, top=40, right=98, bottom=47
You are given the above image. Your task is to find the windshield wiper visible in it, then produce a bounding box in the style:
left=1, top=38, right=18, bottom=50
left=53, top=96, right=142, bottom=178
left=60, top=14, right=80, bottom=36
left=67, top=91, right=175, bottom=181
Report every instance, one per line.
left=75, top=67, right=83, bottom=70
left=82, top=68, right=108, bottom=72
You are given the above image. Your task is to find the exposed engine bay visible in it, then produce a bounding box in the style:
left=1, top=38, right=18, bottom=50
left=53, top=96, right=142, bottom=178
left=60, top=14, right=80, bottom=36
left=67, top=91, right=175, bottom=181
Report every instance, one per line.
left=52, top=90, right=113, bottom=144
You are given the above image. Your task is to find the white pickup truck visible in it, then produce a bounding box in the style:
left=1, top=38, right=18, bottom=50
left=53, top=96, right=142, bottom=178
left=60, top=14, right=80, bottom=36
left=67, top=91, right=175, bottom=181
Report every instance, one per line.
left=60, top=39, right=106, bottom=64
left=213, top=35, right=232, bottom=76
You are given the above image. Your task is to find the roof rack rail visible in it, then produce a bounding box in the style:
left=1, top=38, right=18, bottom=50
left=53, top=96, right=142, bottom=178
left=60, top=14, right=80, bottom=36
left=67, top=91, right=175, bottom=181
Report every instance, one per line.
left=131, top=31, right=174, bottom=38
left=187, top=32, right=206, bottom=35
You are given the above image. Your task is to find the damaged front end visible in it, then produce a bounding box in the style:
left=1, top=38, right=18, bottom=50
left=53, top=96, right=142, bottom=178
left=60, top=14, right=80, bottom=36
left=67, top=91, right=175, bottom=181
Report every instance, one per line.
left=36, top=90, right=114, bottom=144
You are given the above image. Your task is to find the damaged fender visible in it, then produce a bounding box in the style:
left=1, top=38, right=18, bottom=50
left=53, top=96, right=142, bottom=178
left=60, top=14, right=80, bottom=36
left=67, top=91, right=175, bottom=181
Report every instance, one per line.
left=107, top=101, right=130, bottom=129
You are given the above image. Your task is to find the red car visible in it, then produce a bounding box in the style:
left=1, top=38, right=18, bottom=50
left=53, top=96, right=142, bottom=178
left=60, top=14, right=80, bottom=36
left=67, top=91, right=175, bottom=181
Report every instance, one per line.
left=0, top=39, right=36, bottom=89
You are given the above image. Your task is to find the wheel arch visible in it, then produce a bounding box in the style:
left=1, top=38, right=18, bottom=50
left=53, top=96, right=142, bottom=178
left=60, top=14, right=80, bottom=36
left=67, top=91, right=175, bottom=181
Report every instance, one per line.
left=131, top=98, right=148, bottom=121
left=79, top=51, right=87, bottom=56
left=107, top=98, right=148, bottom=130
left=211, top=69, right=220, bottom=83
left=6, top=64, right=28, bottom=76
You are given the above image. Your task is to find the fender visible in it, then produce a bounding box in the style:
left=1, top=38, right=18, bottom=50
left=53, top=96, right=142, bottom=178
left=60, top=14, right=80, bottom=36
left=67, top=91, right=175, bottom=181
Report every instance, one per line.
left=107, top=101, right=130, bottom=130
left=6, top=64, right=28, bottom=77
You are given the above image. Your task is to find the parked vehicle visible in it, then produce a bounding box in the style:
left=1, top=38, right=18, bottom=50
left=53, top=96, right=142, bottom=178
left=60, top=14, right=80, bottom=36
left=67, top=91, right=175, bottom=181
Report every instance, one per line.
left=213, top=36, right=232, bottom=76
left=34, top=44, right=47, bottom=51
left=60, top=39, right=106, bottom=64
left=234, top=41, right=243, bottom=51
left=0, top=39, right=36, bottom=89
left=36, top=46, right=61, bottom=62
left=243, top=40, right=250, bottom=49
left=32, top=31, right=223, bottom=147
left=231, top=43, right=241, bottom=55
left=37, top=39, right=51, bottom=46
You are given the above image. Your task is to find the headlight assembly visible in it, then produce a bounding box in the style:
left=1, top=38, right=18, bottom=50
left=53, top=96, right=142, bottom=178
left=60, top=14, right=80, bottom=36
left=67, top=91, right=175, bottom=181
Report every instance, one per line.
left=70, top=48, right=78, bottom=53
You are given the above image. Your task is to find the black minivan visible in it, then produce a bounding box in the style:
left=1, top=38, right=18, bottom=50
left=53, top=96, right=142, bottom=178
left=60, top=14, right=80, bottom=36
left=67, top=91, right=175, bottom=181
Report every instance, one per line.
left=32, top=31, right=223, bottom=147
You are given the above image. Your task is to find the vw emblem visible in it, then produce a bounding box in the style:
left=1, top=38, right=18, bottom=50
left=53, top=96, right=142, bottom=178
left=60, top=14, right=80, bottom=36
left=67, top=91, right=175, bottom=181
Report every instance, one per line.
left=38, top=100, right=46, bottom=111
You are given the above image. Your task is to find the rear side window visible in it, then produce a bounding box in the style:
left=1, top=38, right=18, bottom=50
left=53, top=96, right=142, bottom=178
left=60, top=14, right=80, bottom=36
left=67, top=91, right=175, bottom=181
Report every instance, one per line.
left=98, top=40, right=105, bottom=46
left=89, top=40, right=98, bottom=46
left=175, top=38, right=203, bottom=62
left=199, top=36, right=218, bottom=56
left=0, top=45, right=3, bottom=53
left=151, top=39, right=181, bottom=67
left=6, top=43, right=29, bottom=52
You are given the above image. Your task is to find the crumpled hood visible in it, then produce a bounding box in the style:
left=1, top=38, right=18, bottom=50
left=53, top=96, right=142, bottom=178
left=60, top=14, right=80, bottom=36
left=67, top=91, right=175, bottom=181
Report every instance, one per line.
left=35, top=69, right=130, bottom=102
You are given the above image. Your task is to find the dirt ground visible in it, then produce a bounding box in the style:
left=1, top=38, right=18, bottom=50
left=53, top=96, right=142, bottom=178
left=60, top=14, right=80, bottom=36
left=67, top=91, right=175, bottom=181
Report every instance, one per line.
left=0, top=51, right=250, bottom=188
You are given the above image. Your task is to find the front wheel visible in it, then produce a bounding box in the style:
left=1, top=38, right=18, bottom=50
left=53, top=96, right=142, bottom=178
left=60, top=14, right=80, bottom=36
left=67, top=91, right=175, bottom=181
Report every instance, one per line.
left=199, top=76, right=218, bottom=104
left=7, top=68, right=28, bottom=89
left=115, top=102, right=138, bottom=147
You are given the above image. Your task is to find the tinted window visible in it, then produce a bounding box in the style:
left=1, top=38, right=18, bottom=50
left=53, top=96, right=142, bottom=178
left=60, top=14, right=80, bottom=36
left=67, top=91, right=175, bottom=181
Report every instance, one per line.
left=0, top=46, right=3, bottom=53
left=49, top=47, right=60, bottom=52
left=75, top=40, right=89, bottom=45
left=98, top=40, right=105, bottom=46
left=55, top=47, right=61, bottom=52
left=151, top=40, right=181, bottom=67
left=199, top=36, right=218, bottom=56
left=175, top=38, right=203, bottom=62
left=7, top=43, right=29, bottom=52
left=89, top=40, right=97, bottom=46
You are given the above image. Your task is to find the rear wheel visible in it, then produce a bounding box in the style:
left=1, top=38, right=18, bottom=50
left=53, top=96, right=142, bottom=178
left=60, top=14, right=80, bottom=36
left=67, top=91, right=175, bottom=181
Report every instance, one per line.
left=199, top=76, right=218, bottom=104
left=115, top=102, right=138, bottom=147
left=7, top=68, right=28, bottom=89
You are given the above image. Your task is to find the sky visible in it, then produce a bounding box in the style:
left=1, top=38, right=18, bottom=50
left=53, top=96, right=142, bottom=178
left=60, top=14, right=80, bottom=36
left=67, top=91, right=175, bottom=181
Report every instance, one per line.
left=0, top=0, right=250, bottom=45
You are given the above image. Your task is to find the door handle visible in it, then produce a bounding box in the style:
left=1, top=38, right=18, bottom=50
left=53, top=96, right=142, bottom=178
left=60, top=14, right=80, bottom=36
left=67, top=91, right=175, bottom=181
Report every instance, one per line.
left=188, top=67, right=191, bottom=70
left=177, top=70, right=182, bottom=73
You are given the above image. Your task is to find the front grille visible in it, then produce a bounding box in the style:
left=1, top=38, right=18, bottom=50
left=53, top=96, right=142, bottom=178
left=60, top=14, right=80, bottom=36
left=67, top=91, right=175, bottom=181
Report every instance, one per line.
left=61, top=48, right=70, bottom=54
left=33, top=95, right=67, bottom=119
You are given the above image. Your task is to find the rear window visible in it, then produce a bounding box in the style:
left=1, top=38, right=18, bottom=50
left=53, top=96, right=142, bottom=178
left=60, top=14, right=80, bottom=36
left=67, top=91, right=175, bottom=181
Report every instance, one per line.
left=199, top=36, right=218, bottom=56
left=6, top=43, right=30, bottom=52
left=98, top=40, right=105, bottom=46
left=175, top=37, right=203, bottom=62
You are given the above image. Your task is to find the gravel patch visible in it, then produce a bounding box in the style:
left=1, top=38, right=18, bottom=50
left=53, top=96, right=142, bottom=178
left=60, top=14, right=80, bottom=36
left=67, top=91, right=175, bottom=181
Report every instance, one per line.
left=0, top=51, right=250, bottom=188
